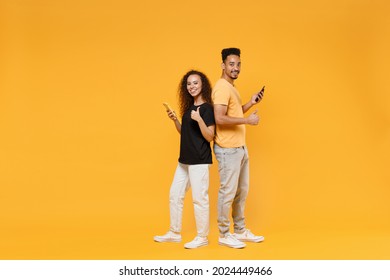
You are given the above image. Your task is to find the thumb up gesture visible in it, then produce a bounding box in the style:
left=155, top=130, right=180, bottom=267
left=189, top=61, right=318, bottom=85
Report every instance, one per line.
left=246, top=109, right=259, bottom=125
left=191, top=106, right=202, bottom=122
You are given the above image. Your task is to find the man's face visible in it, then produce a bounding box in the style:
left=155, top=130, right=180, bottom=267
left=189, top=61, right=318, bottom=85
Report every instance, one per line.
left=222, top=54, right=241, bottom=80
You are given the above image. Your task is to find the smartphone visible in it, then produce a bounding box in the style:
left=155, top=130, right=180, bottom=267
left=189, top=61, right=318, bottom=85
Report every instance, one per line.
left=163, top=102, right=173, bottom=111
left=163, top=102, right=176, bottom=117
left=255, top=86, right=265, bottom=102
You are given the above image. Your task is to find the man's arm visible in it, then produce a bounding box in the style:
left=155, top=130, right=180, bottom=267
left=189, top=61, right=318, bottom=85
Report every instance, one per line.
left=214, top=104, right=259, bottom=126
left=242, top=91, right=263, bottom=113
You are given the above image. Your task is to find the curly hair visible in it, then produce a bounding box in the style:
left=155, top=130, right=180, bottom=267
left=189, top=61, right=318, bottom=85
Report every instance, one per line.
left=177, top=70, right=213, bottom=117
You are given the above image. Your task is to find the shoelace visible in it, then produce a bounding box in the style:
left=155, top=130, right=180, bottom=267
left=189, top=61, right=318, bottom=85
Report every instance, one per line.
left=227, top=234, right=238, bottom=240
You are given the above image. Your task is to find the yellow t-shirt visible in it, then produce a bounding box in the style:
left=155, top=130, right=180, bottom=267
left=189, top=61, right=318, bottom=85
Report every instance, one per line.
left=212, top=78, right=246, bottom=148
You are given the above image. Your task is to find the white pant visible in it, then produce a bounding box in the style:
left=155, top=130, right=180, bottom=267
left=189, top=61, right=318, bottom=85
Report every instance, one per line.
left=169, top=163, right=210, bottom=237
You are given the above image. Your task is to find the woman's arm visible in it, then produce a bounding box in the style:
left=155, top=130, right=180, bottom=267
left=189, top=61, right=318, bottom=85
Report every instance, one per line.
left=191, top=107, right=215, bottom=142
left=167, top=110, right=181, bottom=133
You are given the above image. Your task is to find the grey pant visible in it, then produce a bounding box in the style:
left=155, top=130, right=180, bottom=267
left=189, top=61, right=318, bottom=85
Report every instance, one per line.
left=214, top=144, right=249, bottom=236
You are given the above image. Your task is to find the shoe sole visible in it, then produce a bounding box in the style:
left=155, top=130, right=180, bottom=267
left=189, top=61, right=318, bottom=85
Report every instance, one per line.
left=184, top=241, right=208, bottom=249
left=235, top=237, right=265, bottom=243
left=218, top=241, right=246, bottom=249
left=154, top=238, right=182, bottom=243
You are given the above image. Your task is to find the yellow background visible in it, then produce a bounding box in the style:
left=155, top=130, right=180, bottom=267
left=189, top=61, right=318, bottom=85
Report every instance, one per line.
left=1, top=0, right=389, bottom=259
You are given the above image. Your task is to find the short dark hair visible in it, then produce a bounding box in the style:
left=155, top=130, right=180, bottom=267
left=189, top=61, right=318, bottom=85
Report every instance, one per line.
left=221, top=48, right=241, bottom=62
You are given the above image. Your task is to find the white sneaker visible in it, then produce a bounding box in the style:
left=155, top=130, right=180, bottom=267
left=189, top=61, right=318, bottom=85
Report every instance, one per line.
left=233, top=229, right=264, bottom=243
left=154, top=231, right=182, bottom=243
left=184, top=236, right=208, bottom=249
left=218, top=233, right=246, bottom=249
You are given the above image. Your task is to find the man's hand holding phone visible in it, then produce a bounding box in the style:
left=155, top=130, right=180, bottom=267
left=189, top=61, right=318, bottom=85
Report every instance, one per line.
left=255, top=86, right=265, bottom=103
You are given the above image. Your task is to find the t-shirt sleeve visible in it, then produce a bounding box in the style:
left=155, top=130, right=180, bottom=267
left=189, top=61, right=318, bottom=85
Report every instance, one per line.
left=212, top=83, right=230, bottom=106
left=201, top=104, right=215, bottom=127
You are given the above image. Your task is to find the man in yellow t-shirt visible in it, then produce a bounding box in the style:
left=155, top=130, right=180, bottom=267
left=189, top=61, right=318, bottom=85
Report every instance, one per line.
left=212, top=47, right=265, bottom=249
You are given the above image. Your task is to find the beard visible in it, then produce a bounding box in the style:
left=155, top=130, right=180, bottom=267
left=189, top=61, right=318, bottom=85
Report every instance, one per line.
left=231, top=71, right=240, bottom=79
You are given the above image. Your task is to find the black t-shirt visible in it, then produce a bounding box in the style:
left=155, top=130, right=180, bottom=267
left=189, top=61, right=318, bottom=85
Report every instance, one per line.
left=178, top=103, right=215, bottom=165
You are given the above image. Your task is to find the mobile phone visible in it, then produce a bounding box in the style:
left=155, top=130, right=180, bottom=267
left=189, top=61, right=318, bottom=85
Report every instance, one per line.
left=163, top=102, right=173, bottom=111
left=163, top=102, right=176, bottom=117
left=255, top=86, right=265, bottom=102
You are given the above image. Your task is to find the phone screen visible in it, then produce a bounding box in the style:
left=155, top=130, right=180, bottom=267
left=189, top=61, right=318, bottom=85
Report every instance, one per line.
left=255, top=86, right=265, bottom=102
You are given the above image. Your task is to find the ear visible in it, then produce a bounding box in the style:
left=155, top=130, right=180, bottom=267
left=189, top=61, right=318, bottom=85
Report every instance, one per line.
left=221, top=62, right=225, bottom=70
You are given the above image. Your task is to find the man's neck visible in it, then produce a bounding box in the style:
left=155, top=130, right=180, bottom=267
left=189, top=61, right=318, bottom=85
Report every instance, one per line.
left=221, top=75, right=235, bottom=86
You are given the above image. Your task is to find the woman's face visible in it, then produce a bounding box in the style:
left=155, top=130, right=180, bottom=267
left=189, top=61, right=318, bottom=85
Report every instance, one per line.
left=186, top=74, right=202, bottom=98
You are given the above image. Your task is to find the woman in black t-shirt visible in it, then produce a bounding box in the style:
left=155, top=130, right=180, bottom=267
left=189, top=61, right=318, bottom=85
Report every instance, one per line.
left=154, top=70, right=215, bottom=249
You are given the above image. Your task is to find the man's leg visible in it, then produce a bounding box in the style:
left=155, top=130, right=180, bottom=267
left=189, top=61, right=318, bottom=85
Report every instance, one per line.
left=232, top=146, right=249, bottom=233
left=232, top=146, right=265, bottom=243
left=214, top=144, right=244, bottom=236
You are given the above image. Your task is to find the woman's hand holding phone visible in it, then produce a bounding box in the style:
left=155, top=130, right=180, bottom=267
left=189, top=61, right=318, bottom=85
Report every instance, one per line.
left=163, top=102, right=177, bottom=121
